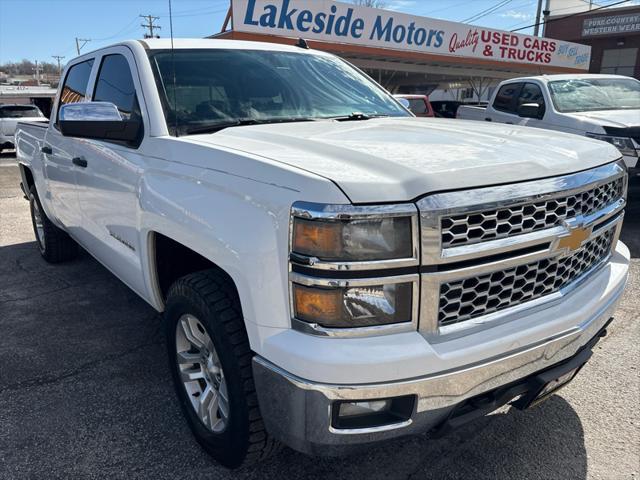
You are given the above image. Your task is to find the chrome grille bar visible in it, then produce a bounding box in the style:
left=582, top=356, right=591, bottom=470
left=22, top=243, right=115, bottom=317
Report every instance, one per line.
left=418, top=160, right=628, bottom=337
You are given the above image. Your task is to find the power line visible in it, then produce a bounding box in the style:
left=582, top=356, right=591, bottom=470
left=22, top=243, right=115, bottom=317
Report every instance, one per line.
left=140, top=14, right=161, bottom=38
left=511, top=0, right=632, bottom=31
left=462, top=0, right=514, bottom=23
left=91, top=16, right=140, bottom=42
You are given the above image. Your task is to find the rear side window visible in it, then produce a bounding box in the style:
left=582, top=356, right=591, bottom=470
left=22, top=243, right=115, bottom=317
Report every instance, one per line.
left=93, top=54, right=140, bottom=120
left=493, top=83, right=522, bottom=113
left=0, top=106, right=43, bottom=118
left=59, top=59, right=94, bottom=108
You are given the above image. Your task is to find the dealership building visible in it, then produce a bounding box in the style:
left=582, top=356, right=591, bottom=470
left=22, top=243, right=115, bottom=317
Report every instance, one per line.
left=212, top=0, right=592, bottom=100
left=544, top=4, right=640, bottom=79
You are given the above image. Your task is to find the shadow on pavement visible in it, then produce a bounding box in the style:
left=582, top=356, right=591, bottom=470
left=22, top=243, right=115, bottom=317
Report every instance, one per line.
left=0, top=240, right=589, bottom=479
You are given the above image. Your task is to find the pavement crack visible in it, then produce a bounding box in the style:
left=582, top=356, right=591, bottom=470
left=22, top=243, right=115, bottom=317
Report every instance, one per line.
left=0, top=285, right=73, bottom=305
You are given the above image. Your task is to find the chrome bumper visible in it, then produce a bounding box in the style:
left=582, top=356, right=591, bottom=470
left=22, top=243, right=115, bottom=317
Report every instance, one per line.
left=253, top=279, right=626, bottom=455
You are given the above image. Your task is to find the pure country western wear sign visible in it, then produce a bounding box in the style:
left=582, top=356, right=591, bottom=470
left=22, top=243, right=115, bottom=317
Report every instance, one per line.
left=232, top=0, right=591, bottom=70
left=582, top=13, right=640, bottom=37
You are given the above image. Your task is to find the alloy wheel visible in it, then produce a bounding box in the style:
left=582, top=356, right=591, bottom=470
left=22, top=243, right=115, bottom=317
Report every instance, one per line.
left=175, top=314, right=229, bottom=433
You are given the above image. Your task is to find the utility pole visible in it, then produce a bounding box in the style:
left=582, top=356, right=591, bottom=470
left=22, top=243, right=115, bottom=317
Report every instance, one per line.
left=140, top=14, right=161, bottom=38
left=533, top=0, right=543, bottom=37
left=52, top=55, right=65, bottom=75
left=75, top=37, right=91, bottom=55
left=541, top=0, right=551, bottom=37
left=32, top=60, right=41, bottom=86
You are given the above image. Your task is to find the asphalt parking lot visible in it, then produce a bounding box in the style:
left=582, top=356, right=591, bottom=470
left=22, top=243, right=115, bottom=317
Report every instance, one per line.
left=0, top=151, right=638, bottom=480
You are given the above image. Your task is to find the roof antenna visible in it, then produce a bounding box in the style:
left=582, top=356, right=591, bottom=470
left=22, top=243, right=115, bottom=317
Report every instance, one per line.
left=296, top=38, right=310, bottom=49
left=169, top=0, right=178, bottom=137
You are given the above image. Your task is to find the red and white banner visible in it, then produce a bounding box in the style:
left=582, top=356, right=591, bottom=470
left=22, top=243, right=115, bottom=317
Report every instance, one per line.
left=233, top=0, right=591, bottom=70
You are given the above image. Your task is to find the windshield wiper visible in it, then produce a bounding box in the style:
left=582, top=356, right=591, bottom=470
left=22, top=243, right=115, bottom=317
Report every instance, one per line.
left=184, top=117, right=316, bottom=135
left=331, top=112, right=390, bottom=122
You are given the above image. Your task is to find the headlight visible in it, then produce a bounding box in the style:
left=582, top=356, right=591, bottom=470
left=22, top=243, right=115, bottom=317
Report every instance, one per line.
left=290, top=202, right=419, bottom=267
left=290, top=275, right=418, bottom=332
left=292, top=280, right=414, bottom=328
left=586, top=133, right=637, bottom=157
left=289, top=202, right=419, bottom=335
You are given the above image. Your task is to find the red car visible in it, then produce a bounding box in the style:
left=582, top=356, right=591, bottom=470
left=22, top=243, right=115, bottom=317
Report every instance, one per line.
left=394, top=94, right=435, bottom=117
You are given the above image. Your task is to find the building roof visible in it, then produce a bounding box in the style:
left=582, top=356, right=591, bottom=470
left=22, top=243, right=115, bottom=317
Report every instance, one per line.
left=0, top=85, right=57, bottom=98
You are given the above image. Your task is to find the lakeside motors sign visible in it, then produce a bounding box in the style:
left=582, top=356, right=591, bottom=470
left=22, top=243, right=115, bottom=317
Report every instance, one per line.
left=582, top=13, right=640, bottom=37
left=232, top=0, right=591, bottom=70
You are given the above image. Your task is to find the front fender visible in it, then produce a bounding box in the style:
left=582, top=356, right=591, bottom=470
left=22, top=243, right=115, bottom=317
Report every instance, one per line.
left=138, top=151, right=347, bottom=350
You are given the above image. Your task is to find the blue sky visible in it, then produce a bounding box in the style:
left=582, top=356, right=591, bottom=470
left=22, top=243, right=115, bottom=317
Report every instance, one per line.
left=0, top=0, right=635, bottom=64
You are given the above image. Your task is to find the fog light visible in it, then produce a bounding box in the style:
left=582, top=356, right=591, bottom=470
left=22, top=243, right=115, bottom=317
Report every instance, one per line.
left=332, top=395, right=415, bottom=430
left=339, top=400, right=392, bottom=418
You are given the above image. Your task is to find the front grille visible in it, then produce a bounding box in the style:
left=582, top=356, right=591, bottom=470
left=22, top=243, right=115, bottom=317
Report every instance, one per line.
left=441, top=177, right=624, bottom=248
left=438, top=228, right=615, bottom=327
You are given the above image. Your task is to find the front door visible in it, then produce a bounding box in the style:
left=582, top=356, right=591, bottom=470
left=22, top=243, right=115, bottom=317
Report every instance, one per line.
left=73, top=48, right=148, bottom=296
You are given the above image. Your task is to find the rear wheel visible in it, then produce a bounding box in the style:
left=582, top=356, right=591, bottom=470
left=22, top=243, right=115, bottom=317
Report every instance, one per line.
left=28, top=186, right=78, bottom=263
left=164, top=270, right=280, bottom=468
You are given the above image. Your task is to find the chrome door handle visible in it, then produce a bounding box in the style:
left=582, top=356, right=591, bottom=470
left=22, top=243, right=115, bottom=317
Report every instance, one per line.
left=72, top=157, right=88, bottom=168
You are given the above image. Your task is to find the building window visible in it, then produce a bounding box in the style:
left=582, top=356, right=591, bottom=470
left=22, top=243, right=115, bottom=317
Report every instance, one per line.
left=600, top=48, right=637, bottom=76
left=462, top=87, right=474, bottom=99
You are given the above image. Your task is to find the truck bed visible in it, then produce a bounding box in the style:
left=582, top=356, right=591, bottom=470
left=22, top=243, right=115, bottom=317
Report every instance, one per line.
left=15, top=120, right=49, bottom=168
left=456, top=105, right=488, bottom=120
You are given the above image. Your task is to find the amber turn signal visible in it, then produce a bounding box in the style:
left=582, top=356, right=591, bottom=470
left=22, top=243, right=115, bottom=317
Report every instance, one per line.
left=292, top=284, right=343, bottom=325
left=292, top=219, right=342, bottom=260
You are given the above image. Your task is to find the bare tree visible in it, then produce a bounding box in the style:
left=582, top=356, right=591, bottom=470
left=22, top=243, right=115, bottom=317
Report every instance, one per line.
left=352, top=0, right=386, bottom=8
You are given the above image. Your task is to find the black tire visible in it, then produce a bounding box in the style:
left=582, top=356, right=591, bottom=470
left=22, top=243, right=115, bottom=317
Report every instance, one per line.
left=164, top=270, right=280, bottom=468
left=28, top=185, right=78, bottom=263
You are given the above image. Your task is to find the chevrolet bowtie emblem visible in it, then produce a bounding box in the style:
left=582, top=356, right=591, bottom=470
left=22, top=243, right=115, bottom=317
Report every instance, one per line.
left=558, top=225, right=592, bottom=252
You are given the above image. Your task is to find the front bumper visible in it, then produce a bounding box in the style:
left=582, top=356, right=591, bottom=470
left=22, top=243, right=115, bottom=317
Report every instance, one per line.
left=253, top=244, right=629, bottom=455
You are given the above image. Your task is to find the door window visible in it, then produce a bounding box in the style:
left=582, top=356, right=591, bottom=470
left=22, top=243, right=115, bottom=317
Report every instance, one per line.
left=58, top=59, right=94, bottom=116
left=517, top=83, right=546, bottom=116
left=93, top=54, right=140, bottom=120
left=493, top=83, right=522, bottom=113
left=0, top=105, right=44, bottom=118
left=408, top=99, right=428, bottom=115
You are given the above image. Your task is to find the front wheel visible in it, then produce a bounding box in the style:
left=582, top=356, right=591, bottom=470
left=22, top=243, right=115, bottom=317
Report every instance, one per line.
left=164, top=270, right=280, bottom=468
left=28, top=186, right=78, bottom=263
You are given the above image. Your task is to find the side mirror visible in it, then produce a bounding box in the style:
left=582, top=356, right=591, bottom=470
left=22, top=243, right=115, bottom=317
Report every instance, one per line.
left=397, top=98, right=410, bottom=109
left=517, top=103, right=543, bottom=119
left=59, top=102, right=141, bottom=144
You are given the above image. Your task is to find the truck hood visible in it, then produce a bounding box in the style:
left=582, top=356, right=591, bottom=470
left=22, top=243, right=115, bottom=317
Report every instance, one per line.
left=565, top=109, right=640, bottom=129
left=188, top=117, right=621, bottom=203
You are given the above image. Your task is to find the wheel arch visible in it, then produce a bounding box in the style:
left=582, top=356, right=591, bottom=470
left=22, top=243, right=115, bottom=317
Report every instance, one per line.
left=19, top=163, right=35, bottom=195
left=148, top=231, right=241, bottom=306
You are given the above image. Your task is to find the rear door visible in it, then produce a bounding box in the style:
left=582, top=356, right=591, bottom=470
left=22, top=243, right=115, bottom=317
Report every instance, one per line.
left=73, top=47, right=148, bottom=296
left=43, top=58, right=95, bottom=230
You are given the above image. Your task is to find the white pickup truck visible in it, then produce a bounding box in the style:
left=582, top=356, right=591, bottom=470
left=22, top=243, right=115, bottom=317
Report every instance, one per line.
left=15, top=39, right=630, bottom=468
left=0, top=104, right=46, bottom=154
left=457, top=74, right=640, bottom=172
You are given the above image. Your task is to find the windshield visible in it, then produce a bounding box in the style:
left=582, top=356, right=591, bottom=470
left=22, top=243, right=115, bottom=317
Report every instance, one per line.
left=148, top=49, right=409, bottom=135
left=548, top=77, right=640, bottom=113
left=0, top=105, right=43, bottom=118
